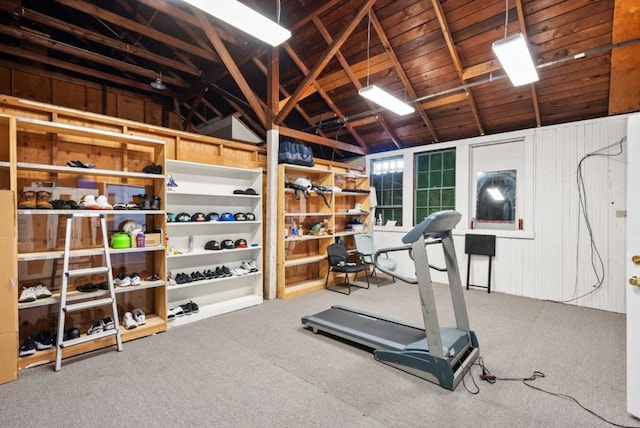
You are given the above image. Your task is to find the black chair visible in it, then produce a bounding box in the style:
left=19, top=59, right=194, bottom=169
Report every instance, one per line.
left=325, top=242, right=370, bottom=295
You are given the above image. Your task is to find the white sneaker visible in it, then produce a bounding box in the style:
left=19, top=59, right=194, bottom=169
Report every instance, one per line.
left=122, top=312, right=137, bottom=330
left=129, top=273, right=141, bottom=286
left=96, top=195, right=113, bottom=210
left=34, top=283, right=53, bottom=299
left=18, top=287, right=37, bottom=303
left=241, top=261, right=258, bottom=273
left=114, top=273, right=131, bottom=287
left=80, top=194, right=100, bottom=209
left=132, top=308, right=146, bottom=325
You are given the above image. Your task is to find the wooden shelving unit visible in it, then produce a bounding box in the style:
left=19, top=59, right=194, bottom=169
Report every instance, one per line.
left=276, top=164, right=370, bottom=299
left=13, top=116, right=167, bottom=370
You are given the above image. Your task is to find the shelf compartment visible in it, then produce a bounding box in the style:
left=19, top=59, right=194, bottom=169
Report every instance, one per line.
left=279, top=278, right=327, bottom=299
left=18, top=245, right=165, bottom=261
left=166, top=246, right=261, bottom=259
left=18, top=315, right=165, bottom=370
left=18, top=209, right=165, bottom=215
left=17, top=279, right=166, bottom=309
left=284, top=254, right=327, bottom=267
left=166, top=271, right=261, bottom=291
left=16, top=162, right=166, bottom=179
left=168, top=295, right=263, bottom=328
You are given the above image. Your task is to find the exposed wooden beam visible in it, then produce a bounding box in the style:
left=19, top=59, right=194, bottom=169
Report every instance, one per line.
left=370, top=10, right=440, bottom=143
left=182, top=86, right=208, bottom=130
left=53, top=0, right=221, bottom=63
left=290, top=0, right=342, bottom=32
left=431, top=0, right=485, bottom=135
left=0, top=24, right=190, bottom=87
left=515, top=0, right=541, bottom=127
left=0, top=43, right=176, bottom=95
left=210, top=86, right=266, bottom=136
left=348, top=116, right=379, bottom=127
left=5, top=5, right=201, bottom=77
left=418, top=92, right=468, bottom=110
left=462, top=60, right=502, bottom=81
left=192, top=9, right=266, bottom=126
left=275, top=0, right=376, bottom=124
left=609, top=0, right=640, bottom=114
left=279, top=126, right=366, bottom=155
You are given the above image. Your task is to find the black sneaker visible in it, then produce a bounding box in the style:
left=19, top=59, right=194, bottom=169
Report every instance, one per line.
left=187, top=300, right=199, bottom=314
left=63, top=327, right=80, bottom=341
left=33, top=331, right=54, bottom=350
left=76, top=282, right=98, bottom=292
left=19, top=337, right=36, bottom=357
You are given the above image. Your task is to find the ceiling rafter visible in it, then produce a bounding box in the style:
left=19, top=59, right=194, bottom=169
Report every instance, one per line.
left=431, top=0, right=485, bottom=135
left=5, top=4, right=201, bottom=77
left=312, top=15, right=401, bottom=150
left=53, top=0, right=221, bottom=63
left=290, top=0, right=343, bottom=32
left=515, top=0, right=541, bottom=127
left=210, top=85, right=266, bottom=136
left=369, top=9, right=440, bottom=143
left=275, top=0, right=377, bottom=124
left=281, top=41, right=369, bottom=152
left=191, top=8, right=266, bottom=127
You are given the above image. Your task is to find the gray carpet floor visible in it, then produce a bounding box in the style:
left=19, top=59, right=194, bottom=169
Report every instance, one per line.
left=1, top=277, right=637, bottom=428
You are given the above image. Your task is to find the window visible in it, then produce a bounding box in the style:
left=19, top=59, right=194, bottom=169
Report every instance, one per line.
left=371, top=157, right=403, bottom=225
left=414, top=149, right=456, bottom=223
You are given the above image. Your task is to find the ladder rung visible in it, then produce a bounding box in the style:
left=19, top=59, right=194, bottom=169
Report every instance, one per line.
left=60, top=329, right=118, bottom=348
left=66, top=266, right=110, bottom=277
left=65, top=297, right=114, bottom=312
left=67, top=212, right=104, bottom=218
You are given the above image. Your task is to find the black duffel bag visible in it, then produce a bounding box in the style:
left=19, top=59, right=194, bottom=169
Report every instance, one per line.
left=278, top=140, right=314, bottom=167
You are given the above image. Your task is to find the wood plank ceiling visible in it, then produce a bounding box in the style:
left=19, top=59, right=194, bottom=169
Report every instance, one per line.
left=0, top=0, right=638, bottom=160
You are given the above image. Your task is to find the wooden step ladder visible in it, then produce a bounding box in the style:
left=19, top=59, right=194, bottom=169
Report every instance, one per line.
left=55, top=213, right=122, bottom=371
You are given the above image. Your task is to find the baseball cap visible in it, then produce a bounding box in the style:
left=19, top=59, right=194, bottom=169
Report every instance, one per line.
left=204, top=240, right=221, bottom=250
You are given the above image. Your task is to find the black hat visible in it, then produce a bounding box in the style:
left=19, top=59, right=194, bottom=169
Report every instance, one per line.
left=206, top=212, right=219, bottom=221
left=245, top=212, right=256, bottom=221
left=232, top=188, right=258, bottom=195
left=221, top=239, right=235, bottom=249
left=176, top=212, right=191, bottom=222
left=204, top=240, right=221, bottom=250
left=234, top=212, right=246, bottom=221
left=234, top=239, right=248, bottom=248
left=191, top=212, right=206, bottom=222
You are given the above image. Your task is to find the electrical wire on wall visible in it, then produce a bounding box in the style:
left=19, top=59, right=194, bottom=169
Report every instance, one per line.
left=559, top=136, right=627, bottom=303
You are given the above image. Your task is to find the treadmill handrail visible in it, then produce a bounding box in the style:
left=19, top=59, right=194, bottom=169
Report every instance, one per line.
left=373, top=243, right=448, bottom=284
left=402, top=210, right=461, bottom=244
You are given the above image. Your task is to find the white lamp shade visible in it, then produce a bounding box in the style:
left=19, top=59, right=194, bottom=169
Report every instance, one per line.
left=184, top=0, right=291, bottom=47
left=359, top=85, right=415, bottom=116
left=492, top=33, right=539, bottom=87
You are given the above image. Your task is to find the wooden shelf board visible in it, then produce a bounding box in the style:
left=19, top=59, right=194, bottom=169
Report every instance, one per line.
left=167, top=220, right=261, bottom=227
left=167, top=246, right=261, bottom=259
left=18, top=280, right=166, bottom=310
left=284, top=212, right=331, bottom=217
left=18, top=245, right=165, bottom=261
left=334, top=211, right=369, bottom=216
left=17, top=162, right=166, bottom=179
left=18, top=315, right=166, bottom=370
left=166, top=188, right=261, bottom=199
left=284, top=254, right=326, bottom=267
left=285, top=234, right=332, bottom=242
left=279, top=279, right=326, bottom=299
left=17, top=117, right=165, bottom=146
left=17, top=209, right=164, bottom=216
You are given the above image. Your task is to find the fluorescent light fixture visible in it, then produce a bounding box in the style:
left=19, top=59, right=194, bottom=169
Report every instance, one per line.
left=359, top=85, right=415, bottom=116
left=487, top=187, right=505, bottom=201
left=183, top=0, right=291, bottom=47
left=492, top=33, right=539, bottom=86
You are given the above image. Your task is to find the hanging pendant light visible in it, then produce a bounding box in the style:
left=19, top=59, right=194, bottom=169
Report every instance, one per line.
left=150, top=72, right=166, bottom=90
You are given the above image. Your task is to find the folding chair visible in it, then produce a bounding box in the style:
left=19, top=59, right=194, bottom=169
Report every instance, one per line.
left=355, top=233, right=396, bottom=286
left=325, top=242, right=370, bottom=295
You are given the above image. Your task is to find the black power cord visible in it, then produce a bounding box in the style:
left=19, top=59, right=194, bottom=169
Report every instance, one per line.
left=469, top=357, right=639, bottom=428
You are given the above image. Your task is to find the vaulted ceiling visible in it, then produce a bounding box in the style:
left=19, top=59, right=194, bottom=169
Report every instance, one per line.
left=0, top=0, right=638, bottom=160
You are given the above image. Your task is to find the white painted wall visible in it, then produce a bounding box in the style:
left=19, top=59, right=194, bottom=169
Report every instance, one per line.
left=368, top=115, right=629, bottom=313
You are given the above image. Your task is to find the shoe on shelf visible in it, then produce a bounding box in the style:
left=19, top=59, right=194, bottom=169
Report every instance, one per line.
left=63, top=327, right=80, bottom=341
left=129, top=272, right=141, bottom=286
left=126, top=202, right=140, bottom=210
left=97, top=281, right=109, bottom=290
left=101, top=317, right=115, bottom=331
left=34, top=283, right=53, bottom=299
left=19, top=337, right=36, bottom=357
left=114, top=273, right=131, bottom=287
left=18, top=190, right=37, bottom=209
left=51, top=199, right=70, bottom=209
left=180, top=302, right=193, bottom=316
left=95, top=195, right=113, bottom=210
left=122, top=312, right=138, bottom=330
left=33, top=331, right=54, bottom=350
left=132, top=308, right=146, bottom=325
left=87, top=320, right=104, bottom=335
left=113, top=202, right=127, bottom=210
left=150, top=195, right=161, bottom=210
left=143, top=163, right=163, bottom=174
left=36, top=190, right=53, bottom=209
left=186, top=300, right=199, bottom=314
left=134, top=194, right=151, bottom=210
left=80, top=194, right=100, bottom=210
left=76, top=282, right=98, bottom=292
left=168, top=306, right=184, bottom=318
left=18, top=287, right=37, bottom=303
left=145, top=274, right=160, bottom=281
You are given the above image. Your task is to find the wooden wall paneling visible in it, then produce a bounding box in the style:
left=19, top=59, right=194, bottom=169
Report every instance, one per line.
left=609, top=0, right=640, bottom=114
left=0, top=67, right=10, bottom=95
left=51, top=80, right=86, bottom=112
left=86, top=87, right=103, bottom=115
left=144, top=101, right=162, bottom=126
left=12, top=71, right=51, bottom=103
left=116, top=94, right=145, bottom=123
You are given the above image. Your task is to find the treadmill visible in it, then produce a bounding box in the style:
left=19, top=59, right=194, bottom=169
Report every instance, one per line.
left=301, top=210, right=479, bottom=391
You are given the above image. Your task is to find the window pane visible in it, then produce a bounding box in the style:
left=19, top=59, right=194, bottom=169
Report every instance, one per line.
left=428, top=189, right=441, bottom=206
left=430, top=153, right=442, bottom=170
left=442, top=188, right=455, bottom=206
left=416, top=190, right=427, bottom=206
left=392, top=190, right=403, bottom=205
left=392, top=208, right=402, bottom=221
left=371, top=175, right=382, bottom=188
left=382, top=190, right=392, bottom=205
left=417, top=172, right=428, bottom=188
left=442, top=169, right=455, bottom=187
left=429, top=171, right=442, bottom=188
left=415, top=208, right=427, bottom=223
left=392, top=172, right=402, bottom=188
left=442, top=151, right=455, bottom=169
left=417, top=154, right=428, bottom=170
